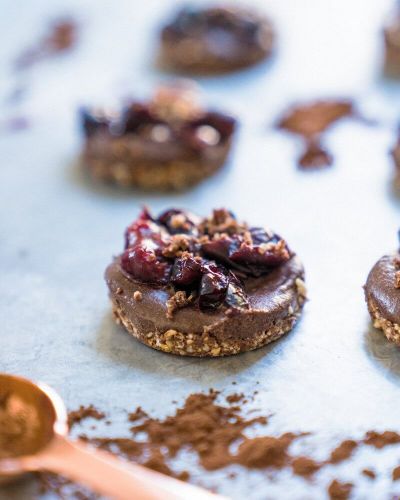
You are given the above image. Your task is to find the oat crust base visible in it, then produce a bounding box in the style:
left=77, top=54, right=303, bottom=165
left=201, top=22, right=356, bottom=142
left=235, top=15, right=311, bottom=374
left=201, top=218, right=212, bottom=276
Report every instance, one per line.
left=366, top=297, right=400, bottom=346
left=110, top=297, right=304, bottom=357
left=82, top=137, right=232, bottom=191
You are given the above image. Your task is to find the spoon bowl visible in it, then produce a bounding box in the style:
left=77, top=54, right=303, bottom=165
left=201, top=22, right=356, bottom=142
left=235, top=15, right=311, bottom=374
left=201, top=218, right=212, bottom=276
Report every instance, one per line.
left=0, top=374, right=67, bottom=482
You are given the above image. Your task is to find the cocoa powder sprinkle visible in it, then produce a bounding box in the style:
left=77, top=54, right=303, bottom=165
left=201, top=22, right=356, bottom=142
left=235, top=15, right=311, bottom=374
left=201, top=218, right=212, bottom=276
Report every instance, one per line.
left=67, top=405, right=105, bottom=429
left=363, top=430, right=400, bottom=449
left=17, top=392, right=400, bottom=499
left=15, top=19, right=78, bottom=70
left=393, top=465, right=400, bottom=481
left=362, top=468, right=376, bottom=479
left=328, top=439, right=358, bottom=464
left=328, top=479, right=353, bottom=500
left=291, top=456, right=321, bottom=477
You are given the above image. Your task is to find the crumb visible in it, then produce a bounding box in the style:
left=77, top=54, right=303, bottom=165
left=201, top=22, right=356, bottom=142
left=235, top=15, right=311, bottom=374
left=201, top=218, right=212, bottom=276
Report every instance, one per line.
left=67, top=405, right=105, bottom=429
left=393, top=465, right=400, bottom=481
left=328, top=439, right=358, bottom=464
left=291, top=456, right=321, bottom=477
left=363, top=431, right=400, bottom=449
left=362, top=468, right=376, bottom=479
left=327, top=479, right=353, bottom=500
left=226, top=393, right=244, bottom=404
left=166, top=290, right=194, bottom=319
left=133, top=291, right=143, bottom=301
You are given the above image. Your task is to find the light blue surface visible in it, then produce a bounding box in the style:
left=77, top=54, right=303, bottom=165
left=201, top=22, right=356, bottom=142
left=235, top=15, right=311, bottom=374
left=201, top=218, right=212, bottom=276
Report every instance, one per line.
left=2, top=0, right=400, bottom=498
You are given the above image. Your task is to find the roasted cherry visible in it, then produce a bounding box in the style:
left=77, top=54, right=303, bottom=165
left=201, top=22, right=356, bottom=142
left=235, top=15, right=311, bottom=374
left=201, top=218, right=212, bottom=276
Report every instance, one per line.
left=121, top=245, right=171, bottom=285
left=199, top=263, right=229, bottom=310
left=225, top=272, right=249, bottom=309
left=124, top=208, right=164, bottom=249
left=157, top=209, right=199, bottom=235
left=170, top=255, right=202, bottom=287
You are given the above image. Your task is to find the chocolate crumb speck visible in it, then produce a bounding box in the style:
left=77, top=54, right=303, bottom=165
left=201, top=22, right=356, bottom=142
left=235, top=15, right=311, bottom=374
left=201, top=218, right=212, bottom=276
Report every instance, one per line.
left=393, top=465, right=400, bottom=481
left=226, top=393, right=244, bottom=404
left=363, top=430, right=400, bottom=449
left=234, top=433, right=297, bottom=469
left=166, top=290, right=194, bottom=318
left=362, top=468, right=376, bottom=479
left=67, top=405, right=105, bottom=429
left=128, top=407, right=148, bottom=423
left=291, top=456, right=321, bottom=477
left=328, top=439, right=358, bottom=464
left=299, top=140, right=333, bottom=169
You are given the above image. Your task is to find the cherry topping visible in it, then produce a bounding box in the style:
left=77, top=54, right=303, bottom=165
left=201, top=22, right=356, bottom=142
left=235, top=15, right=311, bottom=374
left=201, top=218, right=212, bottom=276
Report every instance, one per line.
left=119, top=208, right=290, bottom=312
left=121, top=246, right=171, bottom=285
left=124, top=208, right=163, bottom=249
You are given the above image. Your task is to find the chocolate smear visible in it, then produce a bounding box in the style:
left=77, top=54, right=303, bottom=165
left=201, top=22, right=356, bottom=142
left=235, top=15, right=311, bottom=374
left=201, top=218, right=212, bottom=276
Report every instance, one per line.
left=327, top=479, right=353, bottom=500
left=15, top=18, right=78, bottom=70
left=277, top=99, right=354, bottom=169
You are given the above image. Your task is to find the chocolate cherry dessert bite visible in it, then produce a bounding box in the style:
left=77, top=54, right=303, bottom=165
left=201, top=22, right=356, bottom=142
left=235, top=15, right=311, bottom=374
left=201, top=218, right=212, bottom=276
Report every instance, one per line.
left=365, top=238, right=400, bottom=345
left=159, top=5, right=274, bottom=74
left=80, top=84, right=236, bottom=191
left=105, top=208, right=306, bottom=357
left=384, top=10, right=400, bottom=77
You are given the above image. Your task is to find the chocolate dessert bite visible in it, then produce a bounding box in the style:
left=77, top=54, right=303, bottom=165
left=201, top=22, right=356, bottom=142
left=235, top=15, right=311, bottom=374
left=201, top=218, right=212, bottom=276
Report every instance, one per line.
left=159, top=5, right=274, bottom=74
left=365, top=235, right=400, bottom=345
left=392, top=130, right=400, bottom=186
left=384, top=9, right=400, bottom=77
left=105, top=208, right=306, bottom=356
left=80, top=83, right=236, bottom=191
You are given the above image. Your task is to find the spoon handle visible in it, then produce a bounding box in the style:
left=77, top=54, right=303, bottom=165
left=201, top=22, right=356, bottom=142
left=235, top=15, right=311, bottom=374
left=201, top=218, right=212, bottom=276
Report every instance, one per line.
left=34, top=434, right=226, bottom=500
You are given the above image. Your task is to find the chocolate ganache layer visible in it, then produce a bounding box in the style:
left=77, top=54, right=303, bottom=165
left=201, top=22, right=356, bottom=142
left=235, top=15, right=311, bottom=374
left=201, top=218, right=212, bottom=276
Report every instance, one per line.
left=365, top=253, right=400, bottom=345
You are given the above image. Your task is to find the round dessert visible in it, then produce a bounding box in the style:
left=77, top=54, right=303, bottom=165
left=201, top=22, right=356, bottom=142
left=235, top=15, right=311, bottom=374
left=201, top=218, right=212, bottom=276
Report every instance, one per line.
left=159, top=5, right=274, bottom=74
left=365, top=249, right=400, bottom=345
left=384, top=12, right=400, bottom=77
left=80, top=84, right=236, bottom=191
left=392, top=134, right=400, bottom=186
left=105, top=208, right=306, bottom=357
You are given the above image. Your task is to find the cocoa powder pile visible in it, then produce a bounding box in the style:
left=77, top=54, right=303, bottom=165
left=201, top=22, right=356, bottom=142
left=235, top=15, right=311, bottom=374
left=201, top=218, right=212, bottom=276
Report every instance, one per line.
left=0, top=392, right=40, bottom=459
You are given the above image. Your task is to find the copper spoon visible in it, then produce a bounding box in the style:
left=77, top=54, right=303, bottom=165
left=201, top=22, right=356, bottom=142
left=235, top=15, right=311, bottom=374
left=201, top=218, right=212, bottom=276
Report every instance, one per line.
left=0, top=374, right=226, bottom=500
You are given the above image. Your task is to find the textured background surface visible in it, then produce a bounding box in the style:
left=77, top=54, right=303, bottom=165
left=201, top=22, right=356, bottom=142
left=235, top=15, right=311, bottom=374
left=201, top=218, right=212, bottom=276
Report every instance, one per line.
left=2, top=0, right=400, bottom=497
